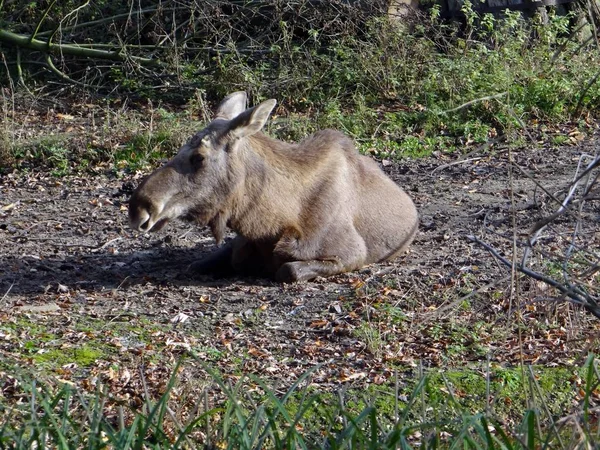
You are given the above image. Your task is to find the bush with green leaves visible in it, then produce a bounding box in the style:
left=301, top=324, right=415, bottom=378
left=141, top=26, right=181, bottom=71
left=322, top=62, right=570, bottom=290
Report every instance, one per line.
left=2, top=1, right=600, bottom=171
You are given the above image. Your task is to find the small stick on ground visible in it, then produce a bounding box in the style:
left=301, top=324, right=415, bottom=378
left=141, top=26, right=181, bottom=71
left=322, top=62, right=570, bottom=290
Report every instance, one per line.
left=467, top=235, right=600, bottom=319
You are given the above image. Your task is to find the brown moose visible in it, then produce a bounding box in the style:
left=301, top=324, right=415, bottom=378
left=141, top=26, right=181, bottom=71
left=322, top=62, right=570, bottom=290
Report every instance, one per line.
left=128, top=92, right=418, bottom=282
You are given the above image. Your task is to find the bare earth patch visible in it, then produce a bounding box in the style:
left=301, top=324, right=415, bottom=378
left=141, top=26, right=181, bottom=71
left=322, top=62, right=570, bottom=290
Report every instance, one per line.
left=1, top=140, right=599, bottom=415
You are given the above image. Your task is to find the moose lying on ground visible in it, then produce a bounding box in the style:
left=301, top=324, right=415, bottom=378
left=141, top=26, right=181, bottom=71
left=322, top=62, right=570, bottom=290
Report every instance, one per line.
left=128, top=92, right=418, bottom=282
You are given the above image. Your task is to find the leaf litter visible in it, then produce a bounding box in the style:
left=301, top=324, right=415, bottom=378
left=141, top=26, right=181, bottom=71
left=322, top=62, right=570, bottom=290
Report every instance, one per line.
left=1, top=132, right=600, bottom=426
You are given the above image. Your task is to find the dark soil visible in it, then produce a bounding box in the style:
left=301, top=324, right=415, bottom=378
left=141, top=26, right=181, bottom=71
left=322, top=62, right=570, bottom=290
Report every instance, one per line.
left=1, top=139, right=599, bottom=400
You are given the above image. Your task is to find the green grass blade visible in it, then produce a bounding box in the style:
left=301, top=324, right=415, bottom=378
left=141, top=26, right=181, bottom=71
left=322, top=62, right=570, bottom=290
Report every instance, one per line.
left=334, top=405, right=375, bottom=447
left=172, top=406, right=225, bottom=448
left=479, top=416, right=497, bottom=450
left=524, top=410, right=536, bottom=450
left=369, top=405, right=379, bottom=449
left=37, top=393, right=71, bottom=449
left=398, top=374, right=428, bottom=429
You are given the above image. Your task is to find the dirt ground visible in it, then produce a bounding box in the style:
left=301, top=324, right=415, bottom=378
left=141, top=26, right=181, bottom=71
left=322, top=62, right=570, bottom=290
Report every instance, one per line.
left=1, top=137, right=599, bottom=402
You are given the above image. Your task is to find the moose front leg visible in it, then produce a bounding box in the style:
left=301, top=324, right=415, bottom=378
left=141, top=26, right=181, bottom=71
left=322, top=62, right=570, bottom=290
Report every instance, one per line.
left=189, top=236, right=275, bottom=278
left=187, top=240, right=235, bottom=276
left=275, top=258, right=349, bottom=282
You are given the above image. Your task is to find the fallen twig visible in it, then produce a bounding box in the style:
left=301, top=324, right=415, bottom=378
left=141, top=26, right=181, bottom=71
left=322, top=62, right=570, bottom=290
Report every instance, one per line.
left=1, top=282, right=15, bottom=304
left=467, top=235, right=600, bottom=319
left=523, top=155, right=587, bottom=265
left=431, top=138, right=504, bottom=175
left=427, top=274, right=513, bottom=321
left=431, top=157, right=483, bottom=175
left=90, top=237, right=123, bottom=253
left=442, top=92, right=508, bottom=114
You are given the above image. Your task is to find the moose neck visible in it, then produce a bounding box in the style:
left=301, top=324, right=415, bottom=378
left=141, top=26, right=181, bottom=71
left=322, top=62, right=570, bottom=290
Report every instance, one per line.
left=227, top=133, right=305, bottom=241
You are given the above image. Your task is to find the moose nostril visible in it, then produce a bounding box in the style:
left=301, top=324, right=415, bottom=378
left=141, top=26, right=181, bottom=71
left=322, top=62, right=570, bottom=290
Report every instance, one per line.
left=139, top=218, right=151, bottom=231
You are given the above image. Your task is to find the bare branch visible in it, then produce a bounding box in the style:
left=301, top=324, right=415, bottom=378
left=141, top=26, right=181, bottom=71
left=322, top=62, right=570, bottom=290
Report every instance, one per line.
left=34, top=7, right=185, bottom=37
left=442, top=92, right=508, bottom=114
left=467, top=235, right=600, bottom=319
left=44, top=54, right=91, bottom=88
left=522, top=154, right=595, bottom=268
left=0, top=29, right=158, bottom=66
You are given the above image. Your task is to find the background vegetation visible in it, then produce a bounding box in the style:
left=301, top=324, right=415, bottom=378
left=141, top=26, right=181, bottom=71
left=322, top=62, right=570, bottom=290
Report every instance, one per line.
left=1, top=0, right=600, bottom=171
left=2, top=0, right=600, bottom=447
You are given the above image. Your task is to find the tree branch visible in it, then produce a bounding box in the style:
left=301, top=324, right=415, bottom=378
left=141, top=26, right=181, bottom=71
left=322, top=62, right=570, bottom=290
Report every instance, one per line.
left=0, top=29, right=158, bottom=66
left=44, top=54, right=91, bottom=87
left=34, top=7, right=184, bottom=37
left=467, top=235, right=600, bottom=319
left=442, top=92, right=507, bottom=113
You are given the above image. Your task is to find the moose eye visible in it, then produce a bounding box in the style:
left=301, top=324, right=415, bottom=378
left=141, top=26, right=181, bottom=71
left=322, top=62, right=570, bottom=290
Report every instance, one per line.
left=189, top=153, right=204, bottom=168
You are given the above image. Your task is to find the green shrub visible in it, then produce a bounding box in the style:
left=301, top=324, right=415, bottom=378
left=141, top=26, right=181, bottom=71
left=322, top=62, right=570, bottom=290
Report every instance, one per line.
left=3, top=2, right=600, bottom=169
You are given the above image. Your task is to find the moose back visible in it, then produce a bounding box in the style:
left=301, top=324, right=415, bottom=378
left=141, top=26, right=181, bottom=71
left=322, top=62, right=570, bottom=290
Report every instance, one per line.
left=128, top=92, right=418, bottom=282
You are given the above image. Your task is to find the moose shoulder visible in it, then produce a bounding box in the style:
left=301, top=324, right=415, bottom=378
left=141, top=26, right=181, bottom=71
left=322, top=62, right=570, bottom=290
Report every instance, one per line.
left=128, top=92, right=418, bottom=282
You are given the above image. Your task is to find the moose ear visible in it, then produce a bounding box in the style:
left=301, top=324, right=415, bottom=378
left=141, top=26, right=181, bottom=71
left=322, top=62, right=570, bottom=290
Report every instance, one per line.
left=215, top=92, right=248, bottom=120
left=228, top=99, right=277, bottom=139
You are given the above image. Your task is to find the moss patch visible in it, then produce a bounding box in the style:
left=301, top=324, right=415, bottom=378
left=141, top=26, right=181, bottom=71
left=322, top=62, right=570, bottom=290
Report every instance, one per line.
left=284, top=364, right=581, bottom=434
left=31, top=345, right=105, bottom=368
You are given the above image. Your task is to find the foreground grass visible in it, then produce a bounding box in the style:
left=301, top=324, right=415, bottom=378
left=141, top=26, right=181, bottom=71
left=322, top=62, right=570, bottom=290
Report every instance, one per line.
left=1, top=356, right=598, bottom=449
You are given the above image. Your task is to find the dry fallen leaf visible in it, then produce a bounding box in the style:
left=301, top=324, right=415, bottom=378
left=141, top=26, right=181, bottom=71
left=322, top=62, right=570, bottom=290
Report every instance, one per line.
left=309, top=320, right=329, bottom=328
left=350, top=279, right=365, bottom=289
left=1, top=202, right=17, bottom=212
left=170, top=312, right=190, bottom=324
left=248, top=347, right=269, bottom=358
left=166, top=339, right=191, bottom=351
left=339, top=370, right=367, bottom=382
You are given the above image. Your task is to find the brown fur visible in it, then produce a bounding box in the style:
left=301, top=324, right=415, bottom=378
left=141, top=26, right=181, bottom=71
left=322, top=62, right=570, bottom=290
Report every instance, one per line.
left=128, top=92, right=418, bottom=282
